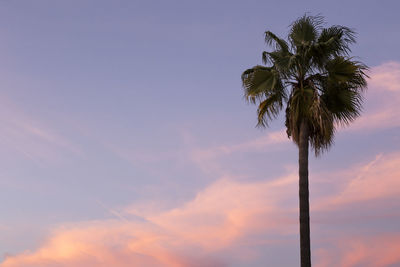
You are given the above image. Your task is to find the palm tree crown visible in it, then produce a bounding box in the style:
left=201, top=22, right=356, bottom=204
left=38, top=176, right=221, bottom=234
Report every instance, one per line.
left=242, top=15, right=368, bottom=154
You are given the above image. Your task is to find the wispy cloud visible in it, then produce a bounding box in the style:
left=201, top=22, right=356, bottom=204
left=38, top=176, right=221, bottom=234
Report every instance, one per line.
left=313, top=152, right=400, bottom=211
left=190, top=129, right=288, bottom=161
left=315, top=234, right=400, bottom=267
left=345, top=61, right=400, bottom=131
left=0, top=95, right=83, bottom=164
left=187, top=129, right=290, bottom=176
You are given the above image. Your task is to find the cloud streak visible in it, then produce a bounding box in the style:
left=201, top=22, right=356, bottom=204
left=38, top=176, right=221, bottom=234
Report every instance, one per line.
left=0, top=95, right=83, bottom=164
left=313, top=152, right=400, bottom=212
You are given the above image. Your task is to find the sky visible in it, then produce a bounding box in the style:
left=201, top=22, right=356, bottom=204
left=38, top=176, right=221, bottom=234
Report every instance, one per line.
left=0, top=0, right=400, bottom=266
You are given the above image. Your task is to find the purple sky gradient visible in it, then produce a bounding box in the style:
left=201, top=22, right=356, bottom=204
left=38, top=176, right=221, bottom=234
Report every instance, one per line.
left=1, top=1, right=400, bottom=266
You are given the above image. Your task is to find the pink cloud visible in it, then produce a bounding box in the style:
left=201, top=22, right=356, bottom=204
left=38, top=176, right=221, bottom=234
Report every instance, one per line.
left=1, top=222, right=166, bottom=267
left=315, top=234, right=400, bottom=267
left=145, top=175, right=298, bottom=247
left=187, top=129, right=289, bottom=176
left=346, top=61, right=400, bottom=131
left=1, top=173, right=298, bottom=267
left=313, top=152, right=400, bottom=211
left=191, top=129, right=288, bottom=161
left=368, top=61, right=400, bottom=92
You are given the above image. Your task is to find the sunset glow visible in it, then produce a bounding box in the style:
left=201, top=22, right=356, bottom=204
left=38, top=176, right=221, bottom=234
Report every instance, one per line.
left=1, top=1, right=399, bottom=266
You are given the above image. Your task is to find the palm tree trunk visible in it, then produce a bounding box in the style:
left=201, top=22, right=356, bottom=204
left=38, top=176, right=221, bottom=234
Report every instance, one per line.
left=299, top=120, right=311, bottom=267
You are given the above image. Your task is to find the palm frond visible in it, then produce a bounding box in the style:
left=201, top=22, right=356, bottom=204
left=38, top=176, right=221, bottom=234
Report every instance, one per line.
left=289, top=14, right=324, bottom=48
left=242, top=66, right=276, bottom=103
left=305, top=26, right=356, bottom=70
left=318, top=26, right=356, bottom=55
left=319, top=57, right=368, bottom=126
left=256, top=90, right=285, bottom=127
left=265, top=31, right=289, bottom=52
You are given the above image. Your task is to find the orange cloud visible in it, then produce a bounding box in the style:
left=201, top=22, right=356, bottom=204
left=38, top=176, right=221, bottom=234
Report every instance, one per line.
left=1, top=173, right=298, bottom=267
left=1, top=221, right=166, bottom=267
left=145, top=175, right=298, bottom=248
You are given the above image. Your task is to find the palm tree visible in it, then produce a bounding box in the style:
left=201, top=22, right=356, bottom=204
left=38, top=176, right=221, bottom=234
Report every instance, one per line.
left=241, top=15, right=368, bottom=267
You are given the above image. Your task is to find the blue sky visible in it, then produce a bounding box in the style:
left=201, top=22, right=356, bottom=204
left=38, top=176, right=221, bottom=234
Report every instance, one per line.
left=1, top=1, right=400, bottom=266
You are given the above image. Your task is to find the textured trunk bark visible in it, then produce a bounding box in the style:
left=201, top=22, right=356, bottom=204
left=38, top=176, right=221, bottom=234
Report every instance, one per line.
left=299, top=120, right=311, bottom=267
